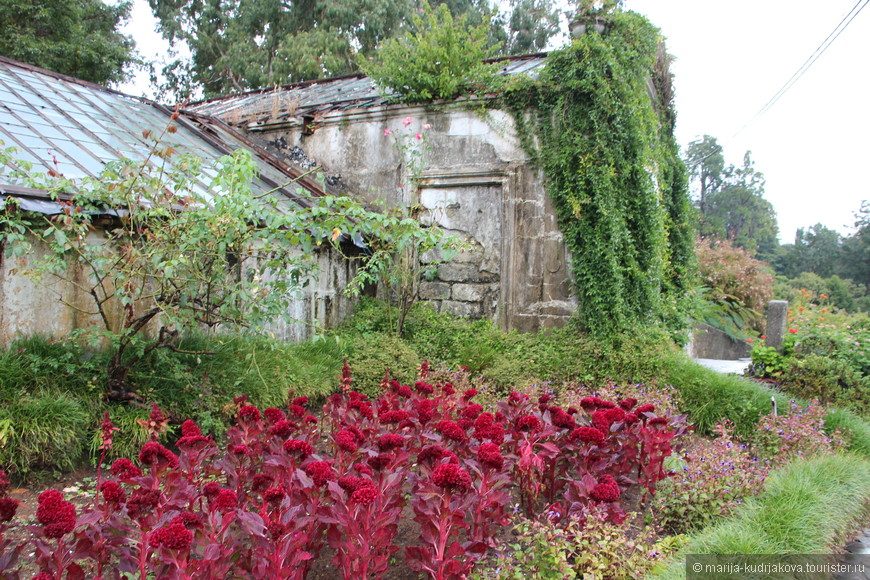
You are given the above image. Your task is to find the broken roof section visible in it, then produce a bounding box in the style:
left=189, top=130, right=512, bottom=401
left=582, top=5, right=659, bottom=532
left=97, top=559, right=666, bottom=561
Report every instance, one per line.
left=189, top=53, right=548, bottom=129
left=0, top=56, right=331, bottom=212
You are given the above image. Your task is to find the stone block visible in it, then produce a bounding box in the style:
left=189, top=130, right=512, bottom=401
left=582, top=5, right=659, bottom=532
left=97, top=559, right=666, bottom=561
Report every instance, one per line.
left=765, top=300, right=789, bottom=352
left=437, top=263, right=497, bottom=283
left=451, top=283, right=485, bottom=303
left=418, top=281, right=451, bottom=300
left=441, top=300, right=482, bottom=319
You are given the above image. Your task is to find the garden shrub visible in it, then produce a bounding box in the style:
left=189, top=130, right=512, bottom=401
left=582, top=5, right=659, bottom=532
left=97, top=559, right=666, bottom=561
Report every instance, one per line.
left=781, top=355, right=870, bottom=415
left=0, top=392, right=90, bottom=477
left=651, top=421, right=769, bottom=534
left=751, top=401, right=848, bottom=466
left=344, top=333, right=421, bottom=398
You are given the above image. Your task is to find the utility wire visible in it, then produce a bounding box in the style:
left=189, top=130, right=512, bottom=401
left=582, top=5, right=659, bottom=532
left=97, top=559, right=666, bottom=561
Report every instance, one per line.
left=733, top=0, right=870, bottom=138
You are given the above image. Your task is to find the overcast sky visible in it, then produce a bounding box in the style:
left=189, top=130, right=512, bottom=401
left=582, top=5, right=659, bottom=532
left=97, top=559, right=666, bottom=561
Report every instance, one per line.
left=122, top=0, right=870, bottom=243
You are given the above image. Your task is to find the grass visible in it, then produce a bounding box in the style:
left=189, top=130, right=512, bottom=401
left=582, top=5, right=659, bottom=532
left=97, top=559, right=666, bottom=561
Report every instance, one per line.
left=647, top=454, right=870, bottom=579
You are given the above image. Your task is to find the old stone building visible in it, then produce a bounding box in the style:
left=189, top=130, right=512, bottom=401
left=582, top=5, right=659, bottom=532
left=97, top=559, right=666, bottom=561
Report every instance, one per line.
left=191, top=54, right=576, bottom=333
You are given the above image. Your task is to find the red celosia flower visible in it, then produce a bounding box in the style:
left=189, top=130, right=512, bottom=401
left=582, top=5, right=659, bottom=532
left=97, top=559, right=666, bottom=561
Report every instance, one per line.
left=203, top=482, right=222, bottom=499
left=268, top=520, right=288, bottom=540
left=590, top=475, right=621, bottom=502
left=415, top=381, right=434, bottom=395
left=636, top=404, right=655, bottom=415
left=567, top=406, right=579, bottom=415
left=110, top=458, right=142, bottom=479
left=177, top=434, right=211, bottom=451
left=181, top=420, right=202, bottom=437
left=538, top=394, right=552, bottom=404
left=376, top=433, right=405, bottom=451
left=345, top=425, right=365, bottom=443
left=348, top=391, right=367, bottom=401
left=355, top=464, right=373, bottom=476
left=618, top=398, right=638, bottom=411
left=335, top=430, right=359, bottom=452
left=416, top=399, right=437, bottom=423
left=269, top=420, right=297, bottom=438
left=457, top=419, right=474, bottom=431
left=432, top=464, right=472, bottom=492
left=214, top=489, right=238, bottom=512
left=515, top=415, right=541, bottom=432
left=283, top=439, right=314, bottom=458
left=150, top=522, right=193, bottom=551
left=338, top=476, right=367, bottom=492
left=139, top=441, right=179, bottom=470
left=624, top=413, right=639, bottom=424
left=462, top=388, right=478, bottom=400
left=573, top=426, right=606, bottom=444
left=552, top=408, right=577, bottom=429
left=475, top=423, right=505, bottom=445
left=264, top=407, right=286, bottom=424
left=288, top=404, right=305, bottom=417
left=99, top=411, right=119, bottom=451
left=305, top=461, right=336, bottom=486
left=580, top=396, right=601, bottom=411
left=252, top=474, right=274, bottom=492
left=379, top=410, right=410, bottom=424
left=37, top=490, right=76, bottom=538
left=442, top=383, right=455, bottom=396
left=598, top=400, right=617, bottom=409
left=603, top=407, right=626, bottom=424
left=397, top=384, right=413, bottom=398
left=99, top=481, right=126, bottom=505
left=591, top=410, right=613, bottom=431
left=461, top=404, right=484, bottom=420
left=292, top=396, right=309, bottom=407
left=649, top=417, right=669, bottom=428
left=477, top=443, right=504, bottom=469
left=263, top=485, right=285, bottom=504
left=349, top=400, right=374, bottom=419
left=0, top=470, right=9, bottom=494
left=171, top=512, right=203, bottom=530
left=367, top=453, right=393, bottom=471
left=349, top=486, right=379, bottom=505
left=418, top=445, right=451, bottom=464
left=304, top=416, right=318, bottom=425
left=127, top=488, right=160, bottom=520
left=0, top=497, right=18, bottom=522
left=474, top=413, right=494, bottom=428
left=508, top=391, right=525, bottom=405
left=494, top=411, right=506, bottom=423
left=231, top=444, right=253, bottom=456
left=435, top=420, right=467, bottom=442
left=239, top=405, right=261, bottom=422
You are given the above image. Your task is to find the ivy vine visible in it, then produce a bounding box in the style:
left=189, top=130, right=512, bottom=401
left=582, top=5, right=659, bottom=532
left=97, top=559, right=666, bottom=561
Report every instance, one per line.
left=502, top=10, right=695, bottom=337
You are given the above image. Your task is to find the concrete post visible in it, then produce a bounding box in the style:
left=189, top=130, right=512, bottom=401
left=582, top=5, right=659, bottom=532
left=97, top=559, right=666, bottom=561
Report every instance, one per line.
left=765, top=300, right=789, bottom=352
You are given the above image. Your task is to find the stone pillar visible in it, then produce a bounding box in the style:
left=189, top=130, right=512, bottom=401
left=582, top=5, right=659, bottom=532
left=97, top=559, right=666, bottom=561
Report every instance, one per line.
left=765, top=300, right=789, bottom=352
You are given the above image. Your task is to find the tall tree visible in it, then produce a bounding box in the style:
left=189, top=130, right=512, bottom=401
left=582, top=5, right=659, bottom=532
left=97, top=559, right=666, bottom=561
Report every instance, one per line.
left=149, top=0, right=560, bottom=98
left=0, top=0, right=136, bottom=85
left=773, top=223, right=842, bottom=279
left=685, top=134, right=725, bottom=215
left=840, top=201, right=870, bottom=291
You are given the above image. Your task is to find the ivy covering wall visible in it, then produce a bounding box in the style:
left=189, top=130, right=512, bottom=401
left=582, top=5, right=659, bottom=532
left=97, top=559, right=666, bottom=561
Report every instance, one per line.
left=503, top=10, right=695, bottom=337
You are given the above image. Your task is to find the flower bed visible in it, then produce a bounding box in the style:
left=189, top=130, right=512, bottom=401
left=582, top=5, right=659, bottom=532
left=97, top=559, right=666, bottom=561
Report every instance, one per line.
left=0, top=362, right=690, bottom=579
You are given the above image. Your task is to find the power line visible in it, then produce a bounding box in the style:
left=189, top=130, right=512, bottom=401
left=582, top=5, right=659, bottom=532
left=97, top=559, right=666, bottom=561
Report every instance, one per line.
left=733, top=0, right=870, bottom=138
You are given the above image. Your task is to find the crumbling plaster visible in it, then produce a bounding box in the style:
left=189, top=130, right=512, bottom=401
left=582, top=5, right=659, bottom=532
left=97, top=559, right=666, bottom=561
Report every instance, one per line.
left=254, top=104, right=576, bottom=332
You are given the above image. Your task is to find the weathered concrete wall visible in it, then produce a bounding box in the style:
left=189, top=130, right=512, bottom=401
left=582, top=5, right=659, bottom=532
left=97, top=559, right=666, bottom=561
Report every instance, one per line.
left=685, top=323, right=752, bottom=360
left=0, top=233, right=356, bottom=346
left=256, top=104, right=576, bottom=332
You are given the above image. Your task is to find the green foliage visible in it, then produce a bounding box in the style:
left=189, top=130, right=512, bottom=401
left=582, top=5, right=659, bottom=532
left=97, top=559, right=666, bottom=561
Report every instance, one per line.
left=503, top=10, right=695, bottom=337
left=784, top=355, right=870, bottom=415
left=0, top=0, right=136, bottom=85
left=751, top=401, right=848, bottom=466
left=652, top=422, right=768, bottom=535
left=748, top=344, right=789, bottom=379
left=649, top=454, right=870, bottom=580
left=0, top=392, right=90, bottom=478
left=344, top=333, right=421, bottom=398
left=362, top=2, right=500, bottom=103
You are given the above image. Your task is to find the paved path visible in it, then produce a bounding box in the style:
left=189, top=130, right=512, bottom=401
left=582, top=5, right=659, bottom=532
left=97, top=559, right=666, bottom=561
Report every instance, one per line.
left=693, top=357, right=752, bottom=375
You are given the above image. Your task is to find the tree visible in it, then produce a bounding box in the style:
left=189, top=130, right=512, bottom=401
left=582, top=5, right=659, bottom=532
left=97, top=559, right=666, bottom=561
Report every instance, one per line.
left=840, top=201, right=870, bottom=291
left=0, top=126, right=453, bottom=399
left=361, top=2, right=500, bottom=103
left=685, top=135, right=725, bottom=215
left=772, top=223, right=842, bottom=279
left=149, top=0, right=561, bottom=98
left=0, top=0, right=136, bottom=85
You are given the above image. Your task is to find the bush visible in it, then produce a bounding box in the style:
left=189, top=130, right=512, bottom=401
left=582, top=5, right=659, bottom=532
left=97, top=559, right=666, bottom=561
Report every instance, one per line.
left=361, top=2, right=500, bottom=103
left=651, top=421, right=768, bottom=534
left=344, top=333, right=421, bottom=398
left=781, top=355, right=870, bottom=415
left=752, top=401, right=848, bottom=466
left=0, top=392, right=90, bottom=477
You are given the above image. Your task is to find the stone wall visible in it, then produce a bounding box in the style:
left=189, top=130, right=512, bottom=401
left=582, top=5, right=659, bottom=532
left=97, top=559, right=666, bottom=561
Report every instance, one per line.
left=254, top=104, right=576, bottom=332
left=0, top=232, right=356, bottom=346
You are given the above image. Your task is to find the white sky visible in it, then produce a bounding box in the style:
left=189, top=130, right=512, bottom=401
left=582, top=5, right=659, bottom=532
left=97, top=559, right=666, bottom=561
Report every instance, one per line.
left=121, top=0, right=870, bottom=243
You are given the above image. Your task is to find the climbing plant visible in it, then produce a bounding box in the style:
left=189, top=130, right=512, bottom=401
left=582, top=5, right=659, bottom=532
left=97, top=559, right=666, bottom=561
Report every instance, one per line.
left=502, top=9, right=695, bottom=337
